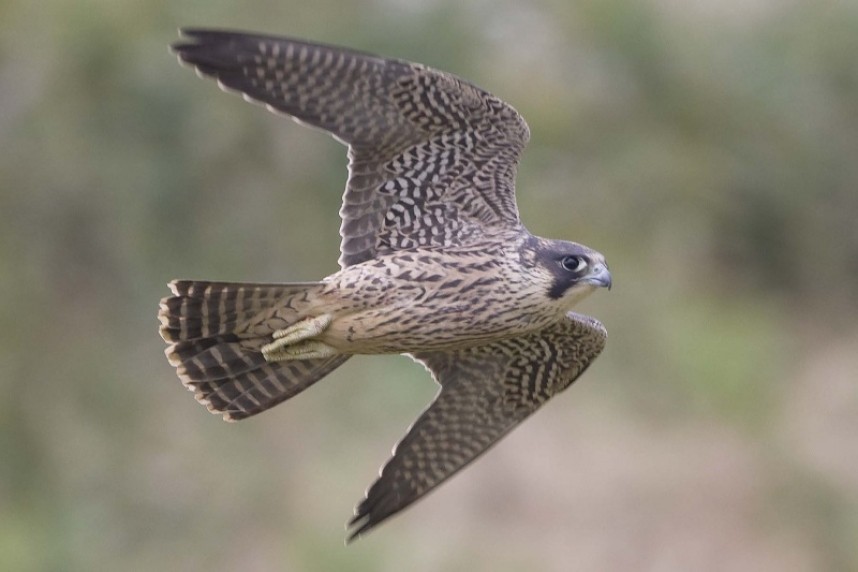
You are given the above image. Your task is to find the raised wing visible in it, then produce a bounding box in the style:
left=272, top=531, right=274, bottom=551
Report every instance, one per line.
left=347, top=312, right=607, bottom=541
left=172, top=29, right=530, bottom=267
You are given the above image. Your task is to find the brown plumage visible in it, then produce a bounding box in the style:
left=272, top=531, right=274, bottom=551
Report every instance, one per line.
left=160, top=29, right=612, bottom=541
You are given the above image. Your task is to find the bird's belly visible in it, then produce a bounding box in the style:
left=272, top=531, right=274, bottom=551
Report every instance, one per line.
left=313, top=250, right=563, bottom=354
left=319, top=295, right=559, bottom=355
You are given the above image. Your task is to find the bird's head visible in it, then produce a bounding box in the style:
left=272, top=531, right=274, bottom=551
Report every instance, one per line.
left=525, top=237, right=612, bottom=310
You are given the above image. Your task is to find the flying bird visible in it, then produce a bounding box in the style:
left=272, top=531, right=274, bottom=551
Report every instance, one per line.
left=160, top=29, right=612, bottom=541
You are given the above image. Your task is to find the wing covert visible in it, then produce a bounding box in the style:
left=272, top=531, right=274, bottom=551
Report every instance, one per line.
left=347, top=312, right=607, bottom=540
left=172, top=29, right=530, bottom=267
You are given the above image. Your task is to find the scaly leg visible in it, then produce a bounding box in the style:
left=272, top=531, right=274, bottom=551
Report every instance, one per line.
left=261, top=314, right=335, bottom=362
left=272, top=314, right=333, bottom=344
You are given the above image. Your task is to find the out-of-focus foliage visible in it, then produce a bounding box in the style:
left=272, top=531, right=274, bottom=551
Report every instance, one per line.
left=1, top=0, right=856, bottom=570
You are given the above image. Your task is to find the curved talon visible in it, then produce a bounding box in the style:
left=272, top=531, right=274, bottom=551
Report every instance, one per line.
left=270, top=314, right=333, bottom=344
left=261, top=314, right=336, bottom=362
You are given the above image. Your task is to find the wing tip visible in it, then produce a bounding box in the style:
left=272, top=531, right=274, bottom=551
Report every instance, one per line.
left=344, top=515, right=368, bottom=544
left=345, top=506, right=382, bottom=543
left=171, top=27, right=240, bottom=48
left=343, top=471, right=404, bottom=542
left=170, top=28, right=251, bottom=73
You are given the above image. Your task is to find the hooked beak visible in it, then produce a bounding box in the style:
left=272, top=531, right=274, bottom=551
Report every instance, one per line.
left=584, top=263, right=612, bottom=290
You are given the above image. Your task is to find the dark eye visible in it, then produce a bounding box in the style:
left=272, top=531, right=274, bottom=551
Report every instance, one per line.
left=560, top=255, right=588, bottom=273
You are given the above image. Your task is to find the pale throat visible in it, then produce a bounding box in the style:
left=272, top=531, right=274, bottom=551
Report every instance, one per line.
left=559, top=283, right=599, bottom=310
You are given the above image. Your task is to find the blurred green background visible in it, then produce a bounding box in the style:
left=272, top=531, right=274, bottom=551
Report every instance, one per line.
left=2, top=0, right=857, bottom=570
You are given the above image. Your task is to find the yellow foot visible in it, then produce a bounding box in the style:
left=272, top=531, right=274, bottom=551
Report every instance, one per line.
left=261, top=314, right=335, bottom=362
left=271, top=314, right=333, bottom=345
left=262, top=340, right=338, bottom=362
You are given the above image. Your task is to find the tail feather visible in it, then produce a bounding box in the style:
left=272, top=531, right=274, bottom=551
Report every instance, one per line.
left=159, top=280, right=319, bottom=342
left=192, top=357, right=350, bottom=420
left=159, top=279, right=349, bottom=421
left=168, top=337, right=266, bottom=382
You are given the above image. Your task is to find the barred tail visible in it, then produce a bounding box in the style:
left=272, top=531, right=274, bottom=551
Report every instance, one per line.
left=158, top=280, right=349, bottom=421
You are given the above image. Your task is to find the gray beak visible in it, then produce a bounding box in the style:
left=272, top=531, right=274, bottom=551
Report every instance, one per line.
left=584, top=263, right=612, bottom=290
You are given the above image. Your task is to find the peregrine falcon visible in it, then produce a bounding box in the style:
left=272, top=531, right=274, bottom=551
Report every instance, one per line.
left=160, top=29, right=612, bottom=541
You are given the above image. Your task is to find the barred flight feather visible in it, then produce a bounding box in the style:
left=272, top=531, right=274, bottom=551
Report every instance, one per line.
left=159, top=280, right=349, bottom=421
